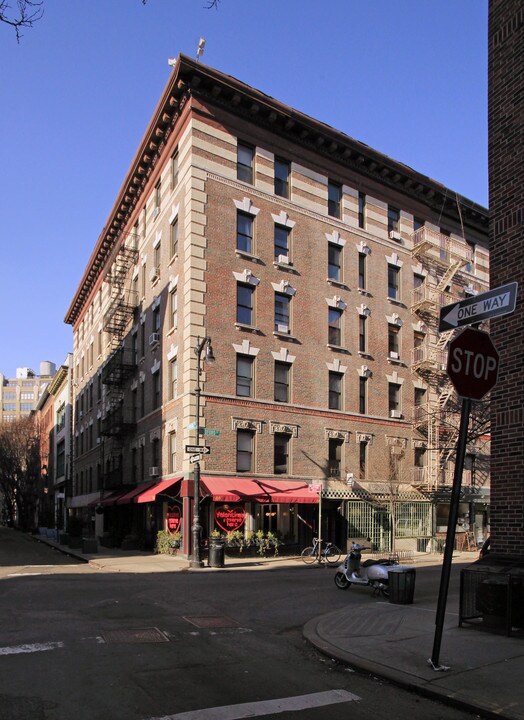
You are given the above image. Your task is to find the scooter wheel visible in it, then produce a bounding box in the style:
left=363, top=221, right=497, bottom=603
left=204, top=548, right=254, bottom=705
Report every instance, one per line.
left=334, top=572, right=351, bottom=590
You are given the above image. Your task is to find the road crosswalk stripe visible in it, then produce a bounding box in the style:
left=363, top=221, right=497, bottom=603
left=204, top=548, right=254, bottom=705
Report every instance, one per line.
left=146, top=689, right=361, bottom=720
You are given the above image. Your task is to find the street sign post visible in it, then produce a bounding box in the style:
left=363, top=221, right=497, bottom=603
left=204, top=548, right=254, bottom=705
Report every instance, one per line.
left=446, top=328, right=499, bottom=400
left=431, top=327, right=501, bottom=671
left=185, top=445, right=211, bottom=455
left=439, top=281, right=517, bottom=332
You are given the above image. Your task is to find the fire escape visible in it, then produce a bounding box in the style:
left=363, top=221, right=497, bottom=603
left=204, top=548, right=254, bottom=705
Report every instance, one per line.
left=410, top=226, right=486, bottom=491
left=100, top=242, right=138, bottom=490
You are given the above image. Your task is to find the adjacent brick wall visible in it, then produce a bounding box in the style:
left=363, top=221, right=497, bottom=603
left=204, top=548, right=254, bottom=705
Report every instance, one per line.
left=488, top=0, right=524, bottom=556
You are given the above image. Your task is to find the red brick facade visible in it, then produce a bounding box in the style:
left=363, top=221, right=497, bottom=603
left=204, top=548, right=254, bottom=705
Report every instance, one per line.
left=488, top=0, right=524, bottom=556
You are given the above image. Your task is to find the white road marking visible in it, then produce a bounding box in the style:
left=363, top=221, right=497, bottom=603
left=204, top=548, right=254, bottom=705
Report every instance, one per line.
left=146, top=689, right=361, bottom=720
left=0, top=641, right=64, bottom=656
left=7, top=572, right=44, bottom=577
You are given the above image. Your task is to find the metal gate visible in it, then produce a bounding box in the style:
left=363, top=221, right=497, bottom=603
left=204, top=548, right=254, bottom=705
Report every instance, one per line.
left=346, top=501, right=391, bottom=553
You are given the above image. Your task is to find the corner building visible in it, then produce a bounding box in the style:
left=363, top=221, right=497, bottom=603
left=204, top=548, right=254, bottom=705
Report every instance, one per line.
left=65, top=55, right=489, bottom=557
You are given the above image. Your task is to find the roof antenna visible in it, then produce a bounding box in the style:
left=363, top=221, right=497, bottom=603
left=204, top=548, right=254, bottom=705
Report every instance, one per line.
left=197, top=37, right=206, bottom=61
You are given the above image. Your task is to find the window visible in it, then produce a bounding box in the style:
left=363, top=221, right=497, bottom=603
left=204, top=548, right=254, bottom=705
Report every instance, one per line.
left=131, top=387, right=137, bottom=423
left=154, top=241, right=161, bottom=274
left=358, top=253, right=366, bottom=290
left=414, top=387, right=426, bottom=407
left=237, top=142, right=254, bottom=183
left=237, top=283, right=254, bottom=325
left=328, top=307, right=342, bottom=346
left=274, top=225, right=290, bottom=262
left=56, top=440, right=65, bottom=477
left=413, top=217, right=424, bottom=232
left=140, top=381, right=145, bottom=417
left=154, top=181, right=161, bottom=212
left=388, top=265, right=400, bottom=300
left=359, top=376, right=367, bottom=414
left=388, top=206, right=400, bottom=234
left=131, top=448, right=137, bottom=484
left=169, top=357, right=178, bottom=399
left=466, top=240, right=476, bottom=273
left=328, top=243, right=342, bottom=282
left=328, top=180, right=341, bottom=218
left=275, top=293, right=290, bottom=333
left=329, top=371, right=343, bottom=410
left=152, top=437, right=160, bottom=468
left=237, top=211, right=253, bottom=254
left=140, top=323, right=146, bottom=358
left=169, top=288, right=178, bottom=329
left=274, top=158, right=290, bottom=198
left=170, top=217, right=179, bottom=257
left=414, top=331, right=425, bottom=348
left=388, top=383, right=401, bottom=415
left=274, top=361, right=290, bottom=403
left=171, top=148, right=179, bottom=189
left=414, top=447, right=426, bottom=468
left=274, top=433, right=289, bottom=474
left=237, top=429, right=254, bottom=472
left=359, top=315, right=367, bottom=353
left=358, top=192, right=366, bottom=229
left=169, top=431, right=177, bottom=472
left=328, top=437, right=343, bottom=478
left=153, top=305, right=161, bottom=333
left=141, top=262, right=147, bottom=298
left=413, top=273, right=424, bottom=289
left=236, top=355, right=254, bottom=397
left=359, top=440, right=367, bottom=480
left=388, top=324, right=400, bottom=358
left=153, top=370, right=161, bottom=409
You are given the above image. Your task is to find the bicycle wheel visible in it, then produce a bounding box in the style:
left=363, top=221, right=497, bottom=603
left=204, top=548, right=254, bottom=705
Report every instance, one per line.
left=301, top=547, right=317, bottom=564
left=325, top=545, right=341, bottom=564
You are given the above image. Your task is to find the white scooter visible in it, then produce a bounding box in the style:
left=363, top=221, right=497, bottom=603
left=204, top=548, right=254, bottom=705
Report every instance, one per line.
left=334, top=542, right=397, bottom=597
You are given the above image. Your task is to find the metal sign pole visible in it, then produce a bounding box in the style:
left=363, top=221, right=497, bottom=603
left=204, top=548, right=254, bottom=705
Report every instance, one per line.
left=430, top=397, right=472, bottom=670
left=318, top=490, right=322, bottom=564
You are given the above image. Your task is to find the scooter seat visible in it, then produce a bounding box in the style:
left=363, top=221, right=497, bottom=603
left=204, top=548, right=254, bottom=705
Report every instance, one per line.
left=362, top=558, right=391, bottom=567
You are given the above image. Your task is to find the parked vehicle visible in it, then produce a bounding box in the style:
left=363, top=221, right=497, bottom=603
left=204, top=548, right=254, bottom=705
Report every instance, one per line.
left=334, top=542, right=398, bottom=597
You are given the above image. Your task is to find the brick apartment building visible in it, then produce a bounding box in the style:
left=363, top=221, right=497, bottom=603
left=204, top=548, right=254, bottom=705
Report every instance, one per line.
left=0, top=362, right=56, bottom=424
left=488, top=0, right=524, bottom=558
left=64, top=55, right=489, bottom=557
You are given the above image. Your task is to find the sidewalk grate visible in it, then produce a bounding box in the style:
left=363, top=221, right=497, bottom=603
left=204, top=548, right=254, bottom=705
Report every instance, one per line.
left=101, top=627, right=169, bottom=644
left=183, top=615, right=238, bottom=628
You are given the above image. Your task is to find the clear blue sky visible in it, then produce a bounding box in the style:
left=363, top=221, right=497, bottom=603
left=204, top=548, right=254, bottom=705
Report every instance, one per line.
left=0, top=0, right=488, bottom=378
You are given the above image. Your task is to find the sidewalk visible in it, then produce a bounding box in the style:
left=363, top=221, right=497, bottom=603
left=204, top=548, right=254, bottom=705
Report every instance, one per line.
left=35, top=535, right=524, bottom=720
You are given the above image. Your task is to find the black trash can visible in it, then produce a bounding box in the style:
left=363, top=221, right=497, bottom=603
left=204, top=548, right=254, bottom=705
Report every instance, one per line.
left=388, top=566, right=416, bottom=604
left=208, top=539, right=225, bottom=568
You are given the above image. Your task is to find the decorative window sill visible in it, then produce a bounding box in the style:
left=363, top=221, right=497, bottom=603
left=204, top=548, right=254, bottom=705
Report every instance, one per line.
left=327, top=279, right=349, bottom=290
left=327, top=344, right=350, bottom=353
left=235, top=323, right=260, bottom=333
left=273, top=330, right=298, bottom=341
left=235, top=250, right=261, bottom=263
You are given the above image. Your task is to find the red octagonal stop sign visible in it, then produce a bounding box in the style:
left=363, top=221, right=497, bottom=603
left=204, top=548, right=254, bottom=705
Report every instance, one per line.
left=447, top=328, right=499, bottom=400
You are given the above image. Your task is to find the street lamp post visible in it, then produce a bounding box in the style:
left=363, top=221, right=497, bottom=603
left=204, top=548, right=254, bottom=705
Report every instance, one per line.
left=190, top=336, right=215, bottom=569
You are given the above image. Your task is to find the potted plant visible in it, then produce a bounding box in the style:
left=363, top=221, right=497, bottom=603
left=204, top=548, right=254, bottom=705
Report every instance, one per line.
left=155, top=530, right=182, bottom=555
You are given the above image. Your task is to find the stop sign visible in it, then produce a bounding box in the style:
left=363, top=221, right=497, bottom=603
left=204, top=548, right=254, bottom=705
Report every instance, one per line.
left=447, top=328, right=499, bottom=400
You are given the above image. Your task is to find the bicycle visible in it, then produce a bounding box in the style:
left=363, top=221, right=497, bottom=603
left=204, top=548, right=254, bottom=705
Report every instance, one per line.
left=300, top=537, right=341, bottom=565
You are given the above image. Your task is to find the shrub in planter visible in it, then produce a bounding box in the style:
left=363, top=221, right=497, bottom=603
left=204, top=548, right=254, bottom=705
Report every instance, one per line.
left=155, top=530, right=182, bottom=555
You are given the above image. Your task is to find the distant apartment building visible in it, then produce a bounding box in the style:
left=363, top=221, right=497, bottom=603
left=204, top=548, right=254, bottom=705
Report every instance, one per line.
left=65, top=55, right=490, bottom=556
left=0, top=362, right=56, bottom=423
left=34, top=355, right=74, bottom=531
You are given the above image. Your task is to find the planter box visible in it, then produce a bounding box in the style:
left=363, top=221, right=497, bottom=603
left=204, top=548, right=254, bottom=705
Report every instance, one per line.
left=82, top=538, right=98, bottom=554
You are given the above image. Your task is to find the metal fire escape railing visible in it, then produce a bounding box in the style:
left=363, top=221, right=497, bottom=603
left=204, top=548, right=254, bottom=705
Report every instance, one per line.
left=410, top=227, right=476, bottom=491
left=100, top=241, right=138, bottom=489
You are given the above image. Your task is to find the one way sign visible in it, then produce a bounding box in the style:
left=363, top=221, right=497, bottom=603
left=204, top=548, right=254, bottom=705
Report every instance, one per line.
left=439, top=282, right=518, bottom=332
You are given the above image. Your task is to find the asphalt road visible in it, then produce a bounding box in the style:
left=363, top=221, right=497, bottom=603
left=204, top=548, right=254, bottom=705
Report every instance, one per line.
left=0, top=528, right=477, bottom=720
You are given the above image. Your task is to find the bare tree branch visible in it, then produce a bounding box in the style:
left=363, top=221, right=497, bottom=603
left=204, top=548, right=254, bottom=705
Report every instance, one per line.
left=0, top=0, right=43, bottom=41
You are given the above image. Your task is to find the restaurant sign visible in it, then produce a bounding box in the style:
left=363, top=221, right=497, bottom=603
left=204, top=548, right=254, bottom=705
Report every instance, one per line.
left=166, top=505, right=182, bottom=535
left=214, top=505, right=246, bottom=533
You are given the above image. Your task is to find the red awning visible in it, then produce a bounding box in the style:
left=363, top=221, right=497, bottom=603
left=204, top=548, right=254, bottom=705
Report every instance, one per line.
left=136, top=477, right=183, bottom=504
left=115, top=483, right=156, bottom=505
left=201, top=477, right=319, bottom=504
left=87, top=488, right=131, bottom=508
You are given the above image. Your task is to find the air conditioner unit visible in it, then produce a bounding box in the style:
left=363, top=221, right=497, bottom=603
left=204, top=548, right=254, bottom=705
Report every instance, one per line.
left=149, top=267, right=160, bottom=282
left=389, top=231, right=402, bottom=241
left=149, top=332, right=160, bottom=347
left=389, top=351, right=399, bottom=359
left=276, top=323, right=289, bottom=334
left=149, top=466, right=159, bottom=477
left=277, top=254, right=289, bottom=264
left=390, top=410, right=402, bottom=419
